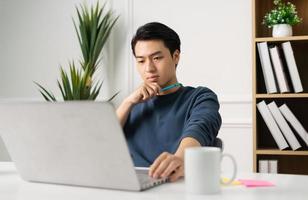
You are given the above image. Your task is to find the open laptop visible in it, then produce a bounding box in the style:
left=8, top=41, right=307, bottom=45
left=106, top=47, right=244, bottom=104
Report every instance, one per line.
left=0, top=101, right=168, bottom=191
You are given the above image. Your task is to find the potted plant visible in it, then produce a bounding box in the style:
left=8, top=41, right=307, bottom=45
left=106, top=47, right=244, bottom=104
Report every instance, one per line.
left=262, top=0, right=302, bottom=37
left=35, top=2, right=119, bottom=101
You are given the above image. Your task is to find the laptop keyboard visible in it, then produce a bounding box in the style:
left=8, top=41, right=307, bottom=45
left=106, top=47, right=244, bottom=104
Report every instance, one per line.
left=136, top=170, right=168, bottom=189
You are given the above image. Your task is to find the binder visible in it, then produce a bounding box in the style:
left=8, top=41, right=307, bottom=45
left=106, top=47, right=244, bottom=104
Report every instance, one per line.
left=279, top=104, right=308, bottom=146
left=257, top=42, right=278, bottom=93
left=269, top=46, right=290, bottom=93
left=268, top=101, right=301, bottom=150
left=281, top=42, right=303, bottom=93
left=257, top=101, right=289, bottom=150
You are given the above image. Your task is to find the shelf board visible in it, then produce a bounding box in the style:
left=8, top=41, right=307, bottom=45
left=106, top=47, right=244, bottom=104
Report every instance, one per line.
left=256, top=149, right=308, bottom=156
left=255, top=93, right=308, bottom=99
left=254, top=35, right=308, bottom=42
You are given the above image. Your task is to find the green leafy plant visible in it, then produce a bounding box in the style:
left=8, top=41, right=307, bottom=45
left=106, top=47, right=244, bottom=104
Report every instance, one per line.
left=262, top=0, right=302, bottom=28
left=35, top=2, right=119, bottom=101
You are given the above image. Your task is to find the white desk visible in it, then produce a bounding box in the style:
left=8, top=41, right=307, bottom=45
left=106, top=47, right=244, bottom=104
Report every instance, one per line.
left=1, top=162, right=307, bottom=200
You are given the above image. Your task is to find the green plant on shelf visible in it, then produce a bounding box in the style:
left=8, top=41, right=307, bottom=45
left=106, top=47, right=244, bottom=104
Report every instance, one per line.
left=262, top=0, right=302, bottom=28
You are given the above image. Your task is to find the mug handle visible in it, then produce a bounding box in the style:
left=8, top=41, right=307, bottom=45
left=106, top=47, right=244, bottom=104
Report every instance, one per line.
left=220, top=153, right=237, bottom=185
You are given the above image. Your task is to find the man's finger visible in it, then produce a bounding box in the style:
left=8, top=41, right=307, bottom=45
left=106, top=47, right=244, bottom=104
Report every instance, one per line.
left=145, top=85, right=156, bottom=97
left=169, top=166, right=184, bottom=182
left=160, top=160, right=181, bottom=178
left=152, top=157, right=173, bottom=178
left=149, top=83, right=161, bottom=94
left=149, top=152, right=169, bottom=176
left=141, top=87, right=149, bottom=100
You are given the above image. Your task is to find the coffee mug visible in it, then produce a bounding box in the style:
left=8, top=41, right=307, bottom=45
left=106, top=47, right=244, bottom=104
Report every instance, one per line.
left=184, top=147, right=237, bottom=194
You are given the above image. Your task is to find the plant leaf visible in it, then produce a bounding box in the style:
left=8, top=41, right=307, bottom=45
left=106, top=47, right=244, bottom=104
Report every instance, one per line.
left=34, top=81, right=57, bottom=101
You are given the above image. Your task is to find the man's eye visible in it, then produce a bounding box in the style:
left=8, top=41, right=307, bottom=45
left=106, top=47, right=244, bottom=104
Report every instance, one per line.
left=137, top=60, right=144, bottom=63
left=153, top=56, right=162, bottom=60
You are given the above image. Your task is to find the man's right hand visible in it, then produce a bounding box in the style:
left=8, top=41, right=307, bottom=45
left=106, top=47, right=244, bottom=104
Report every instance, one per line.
left=116, top=82, right=161, bottom=127
left=125, top=82, right=161, bottom=105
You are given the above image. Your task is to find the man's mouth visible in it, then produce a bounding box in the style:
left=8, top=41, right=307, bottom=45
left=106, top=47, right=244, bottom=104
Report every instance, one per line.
left=147, top=75, right=159, bottom=82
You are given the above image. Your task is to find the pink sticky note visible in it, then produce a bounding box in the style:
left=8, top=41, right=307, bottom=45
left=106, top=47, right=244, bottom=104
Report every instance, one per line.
left=238, top=179, right=275, bottom=187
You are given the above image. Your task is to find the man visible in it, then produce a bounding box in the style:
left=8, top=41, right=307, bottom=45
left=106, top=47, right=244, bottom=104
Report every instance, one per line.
left=116, top=22, right=221, bottom=182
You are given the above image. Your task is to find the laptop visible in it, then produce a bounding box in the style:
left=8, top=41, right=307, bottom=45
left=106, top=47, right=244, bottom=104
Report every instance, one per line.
left=0, top=101, right=168, bottom=191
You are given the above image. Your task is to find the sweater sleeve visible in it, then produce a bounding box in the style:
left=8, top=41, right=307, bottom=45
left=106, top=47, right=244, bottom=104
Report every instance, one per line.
left=181, top=88, right=222, bottom=146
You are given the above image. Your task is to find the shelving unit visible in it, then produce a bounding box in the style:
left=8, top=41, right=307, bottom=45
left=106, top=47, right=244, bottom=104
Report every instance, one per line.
left=252, top=0, right=308, bottom=175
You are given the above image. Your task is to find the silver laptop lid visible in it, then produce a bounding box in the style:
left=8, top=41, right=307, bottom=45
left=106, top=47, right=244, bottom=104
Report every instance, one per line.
left=0, top=101, right=141, bottom=191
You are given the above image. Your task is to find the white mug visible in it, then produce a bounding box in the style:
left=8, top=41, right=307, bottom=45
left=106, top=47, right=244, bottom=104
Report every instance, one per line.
left=184, top=147, right=237, bottom=194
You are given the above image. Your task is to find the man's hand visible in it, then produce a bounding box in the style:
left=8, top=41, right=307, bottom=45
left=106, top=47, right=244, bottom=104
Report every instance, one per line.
left=149, top=152, right=184, bottom=182
left=116, top=82, right=160, bottom=127
left=148, top=138, right=201, bottom=182
left=125, top=82, right=161, bottom=105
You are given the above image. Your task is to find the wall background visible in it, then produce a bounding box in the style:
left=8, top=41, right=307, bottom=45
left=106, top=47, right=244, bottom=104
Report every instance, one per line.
left=0, top=0, right=253, bottom=172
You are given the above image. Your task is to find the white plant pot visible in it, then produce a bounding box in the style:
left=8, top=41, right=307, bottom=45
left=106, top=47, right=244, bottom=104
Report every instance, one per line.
left=272, top=24, right=293, bottom=37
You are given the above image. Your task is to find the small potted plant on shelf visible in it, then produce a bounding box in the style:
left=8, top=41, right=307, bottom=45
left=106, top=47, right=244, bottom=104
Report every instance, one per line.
left=263, top=0, right=302, bottom=37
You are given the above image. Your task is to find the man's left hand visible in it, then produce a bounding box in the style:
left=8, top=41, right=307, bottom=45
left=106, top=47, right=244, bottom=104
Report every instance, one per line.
left=148, top=152, right=184, bottom=182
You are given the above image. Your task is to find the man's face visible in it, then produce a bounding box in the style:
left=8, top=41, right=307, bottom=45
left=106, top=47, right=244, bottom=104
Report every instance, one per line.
left=134, top=40, right=179, bottom=87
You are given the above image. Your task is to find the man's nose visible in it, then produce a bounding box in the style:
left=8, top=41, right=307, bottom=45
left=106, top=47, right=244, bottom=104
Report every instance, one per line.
left=145, top=60, right=156, bottom=72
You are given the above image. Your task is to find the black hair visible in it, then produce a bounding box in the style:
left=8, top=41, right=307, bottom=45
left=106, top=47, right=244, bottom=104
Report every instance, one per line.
left=131, top=22, right=181, bottom=56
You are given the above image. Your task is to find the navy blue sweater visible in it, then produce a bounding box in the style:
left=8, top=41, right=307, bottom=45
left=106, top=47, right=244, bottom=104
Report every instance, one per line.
left=124, top=86, right=222, bottom=167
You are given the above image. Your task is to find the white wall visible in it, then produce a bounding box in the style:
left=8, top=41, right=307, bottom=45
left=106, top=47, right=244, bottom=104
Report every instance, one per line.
left=0, top=0, right=113, bottom=100
left=0, top=0, right=10, bottom=160
left=0, top=0, right=253, bottom=172
left=0, top=0, right=2, bottom=76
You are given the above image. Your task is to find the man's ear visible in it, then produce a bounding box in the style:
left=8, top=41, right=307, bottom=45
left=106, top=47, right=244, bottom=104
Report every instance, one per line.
left=173, top=49, right=180, bottom=68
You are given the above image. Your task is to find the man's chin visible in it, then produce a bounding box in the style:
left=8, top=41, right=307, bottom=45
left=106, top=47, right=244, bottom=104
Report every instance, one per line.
left=146, top=80, right=161, bottom=85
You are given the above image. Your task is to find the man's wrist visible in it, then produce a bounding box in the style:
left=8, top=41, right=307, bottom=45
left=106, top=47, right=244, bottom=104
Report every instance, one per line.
left=174, top=152, right=184, bottom=160
left=123, top=98, right=136, bottom=108
left=174, top=137, right=201, bottom=159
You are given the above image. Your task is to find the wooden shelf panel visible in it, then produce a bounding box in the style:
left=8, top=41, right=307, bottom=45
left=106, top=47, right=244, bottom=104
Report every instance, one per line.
left=255, top=35, right=308, bottom=42
left=256, top=149, right=308, bottom=156
left=255, top=93, right=308, bottom=98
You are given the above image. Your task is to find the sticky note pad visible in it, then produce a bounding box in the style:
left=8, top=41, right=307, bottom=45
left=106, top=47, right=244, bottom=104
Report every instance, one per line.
left=221, top=177, right=242, bottom=186
left=238, top=179, right=275, bottom=187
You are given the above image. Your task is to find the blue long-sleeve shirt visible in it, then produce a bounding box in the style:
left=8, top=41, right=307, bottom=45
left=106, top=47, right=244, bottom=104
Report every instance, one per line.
left=124, top=86, right=222, bottom=167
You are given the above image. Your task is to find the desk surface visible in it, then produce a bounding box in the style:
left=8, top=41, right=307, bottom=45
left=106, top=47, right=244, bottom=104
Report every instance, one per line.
left=1, top=162, right=307, bottom=200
